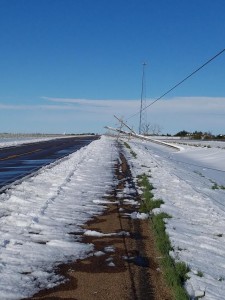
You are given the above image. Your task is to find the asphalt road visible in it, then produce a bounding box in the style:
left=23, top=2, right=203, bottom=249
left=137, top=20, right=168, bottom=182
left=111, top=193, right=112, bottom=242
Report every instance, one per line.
left=0, top=135, right=99, bottom=190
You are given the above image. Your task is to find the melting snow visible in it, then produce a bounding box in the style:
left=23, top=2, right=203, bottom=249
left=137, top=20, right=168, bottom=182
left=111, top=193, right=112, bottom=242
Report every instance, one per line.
left=130, top=212, right=149, bottom=220
left=1, top=135, right=225, bottom=299
left=0, top=136, right=118, bottom=299
left=125, top=137, right=225, bottom=300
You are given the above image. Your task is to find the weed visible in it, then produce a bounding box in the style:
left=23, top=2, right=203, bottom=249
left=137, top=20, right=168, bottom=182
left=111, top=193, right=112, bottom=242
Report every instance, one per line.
left=211, top=182, right=225, bottom=190
left=130, top=150, right=137, bottom=158
left=194, top=171, right=204, bottom=178
left=123, top=142, right=137, bottom=158
left=175, top=262, right=190, bottom=283
left=137, top=174, right=163, bottom=213
left=137, top=173, right=153, bottom=189
left=212, top=183, right=219, bottom=190
left=161, top=257, right=190, bottom=299
left=140, top=198, right=164, bottom=213
left=197, top=270, right=204, bottom=277
left=217, top=233, right=223, bottom=237
left=177, top=246, right=185, bottom=251
left=124, top=142, right=131, bottom=149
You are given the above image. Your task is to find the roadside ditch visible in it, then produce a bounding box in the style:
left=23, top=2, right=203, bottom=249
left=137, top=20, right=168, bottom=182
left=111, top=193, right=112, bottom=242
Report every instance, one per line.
left=29, top=147, right=171, bottom=300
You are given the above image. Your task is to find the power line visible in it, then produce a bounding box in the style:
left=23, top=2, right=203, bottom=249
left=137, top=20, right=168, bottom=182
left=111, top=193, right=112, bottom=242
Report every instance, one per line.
left=127, top=48, right=225, bottom=121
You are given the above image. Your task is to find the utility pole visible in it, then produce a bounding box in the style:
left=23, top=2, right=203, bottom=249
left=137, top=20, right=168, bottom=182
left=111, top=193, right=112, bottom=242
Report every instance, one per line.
left=114, top=115, right=136, bottom=134
left=139, top=62, right=147, bottom=134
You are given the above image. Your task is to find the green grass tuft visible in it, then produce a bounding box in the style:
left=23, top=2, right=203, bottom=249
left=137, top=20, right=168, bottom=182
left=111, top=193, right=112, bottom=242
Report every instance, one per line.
left=123, top=142, right=137, bottom=158
left=197, top=270, right=204, bottom=277
left=211, top=182, right=225, bottom=190
left=124, top=141, right=131, bottom=149
left=137, top=174, right=163, bottom=213
left=212, top=183, right=219, bottom=190
left=152, top=213, right=172, bottom=255
left=130, top=150, right=137, bottom=158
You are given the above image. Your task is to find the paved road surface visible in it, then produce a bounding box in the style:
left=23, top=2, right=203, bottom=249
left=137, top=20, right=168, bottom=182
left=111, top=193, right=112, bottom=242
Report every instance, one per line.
left=0, top=136, right=99, bottom=190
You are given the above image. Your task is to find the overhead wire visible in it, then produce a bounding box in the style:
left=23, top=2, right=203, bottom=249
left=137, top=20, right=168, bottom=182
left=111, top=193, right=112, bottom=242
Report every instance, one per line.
left=127, top=47, right=225, bottom=121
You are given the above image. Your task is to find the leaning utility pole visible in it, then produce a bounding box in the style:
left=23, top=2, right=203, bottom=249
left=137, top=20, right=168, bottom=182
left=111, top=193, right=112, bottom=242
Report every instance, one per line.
left=114, top=115, right=136, bottom=134
left=139, top=62, right=147, bottom=134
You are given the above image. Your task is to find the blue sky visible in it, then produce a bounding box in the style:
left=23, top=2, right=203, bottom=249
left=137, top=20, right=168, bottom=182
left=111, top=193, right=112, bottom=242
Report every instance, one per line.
left=0, top=0, right=225, bottom=134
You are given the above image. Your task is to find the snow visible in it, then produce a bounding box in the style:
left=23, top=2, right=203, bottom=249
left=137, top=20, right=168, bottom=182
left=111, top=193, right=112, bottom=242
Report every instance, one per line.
left=104, top=245, right=115, bottom=253
left=107, top=261, right=116, bottom=267
left=129, top=212, right=149, bottom=220
left=84, top=230, right=114, bottom=237
left=0, top=136, right=61, bottom=148
left=1, top=135, right=225, bottom=299
left=124, top=137, right=225, bottom=300
left=0, top=136, right=118, bottom=299
left=94, top=251, right=105, bottom=257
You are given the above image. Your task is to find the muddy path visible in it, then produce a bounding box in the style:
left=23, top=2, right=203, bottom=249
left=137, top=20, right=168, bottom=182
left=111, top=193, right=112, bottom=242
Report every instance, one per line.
left=29, top=151, right=171, bottom=300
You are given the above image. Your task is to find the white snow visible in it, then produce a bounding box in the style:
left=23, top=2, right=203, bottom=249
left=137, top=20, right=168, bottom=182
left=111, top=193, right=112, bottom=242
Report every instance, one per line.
left=1, top=135, right=225, bottom=299
left=0, top=136, right=62, bottom=148
left=124, top=137, right=225, bottom=300
left=83, top=230, right=114, bottom=237
left=129, top=212, right=149, bottom=220
left=94, top=251, right=105, bottom=257
left=0, top=136, right=118, bottom=299
left=104, top=245, right=115, bottom=253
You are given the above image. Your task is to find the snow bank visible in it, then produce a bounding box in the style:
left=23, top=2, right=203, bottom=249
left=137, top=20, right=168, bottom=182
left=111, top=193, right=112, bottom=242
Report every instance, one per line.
left=124, top=138, right=225, bottom=300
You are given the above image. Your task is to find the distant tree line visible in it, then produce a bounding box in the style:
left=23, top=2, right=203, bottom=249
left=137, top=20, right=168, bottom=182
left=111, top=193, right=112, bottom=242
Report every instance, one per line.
left=140, top=123, right=225, bottom=140
left=174, top=130, right=225, bottom=140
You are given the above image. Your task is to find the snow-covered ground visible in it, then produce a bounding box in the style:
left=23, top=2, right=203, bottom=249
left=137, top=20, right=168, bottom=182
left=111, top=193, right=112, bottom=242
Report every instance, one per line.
left=172, top=139, right=225, bottom=149
left=125, top=137, right=225, bottom=300
left=0, top=136, right=62, bottom=148
left=0, top=136, right=118, bottom=299
left=0, top=135, right=225, bottom=299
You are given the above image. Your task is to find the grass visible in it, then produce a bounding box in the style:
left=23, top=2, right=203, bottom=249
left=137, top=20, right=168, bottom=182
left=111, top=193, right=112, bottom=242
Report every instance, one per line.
left=137, top=174, right=164, bottom=213
left=211, top=182, right=225, bottom=190
left=160, top=255, right=190, bottom=299
left=152, top=213, right=189, bottom=300
left=130, top=150, right=137, bottom=158
left=194, top=170, right=204, bottom=178
left=138, top=173, right=189, bottom=300
left=197, top=270, right=204, bottom=277
left=124, top=142, right=137, bottom=158
left=212, top=183, right=219, bottom=190
left=124, top=141, right=131, bottom=149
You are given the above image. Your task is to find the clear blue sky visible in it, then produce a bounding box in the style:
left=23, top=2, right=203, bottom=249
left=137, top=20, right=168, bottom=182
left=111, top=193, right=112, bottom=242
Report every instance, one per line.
left=0, top=0, right=225, bottom=134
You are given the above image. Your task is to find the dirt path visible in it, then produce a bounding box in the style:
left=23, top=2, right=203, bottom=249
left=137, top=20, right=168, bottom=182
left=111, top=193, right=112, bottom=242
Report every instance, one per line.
left=28, top=152, right=171, bottom=300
